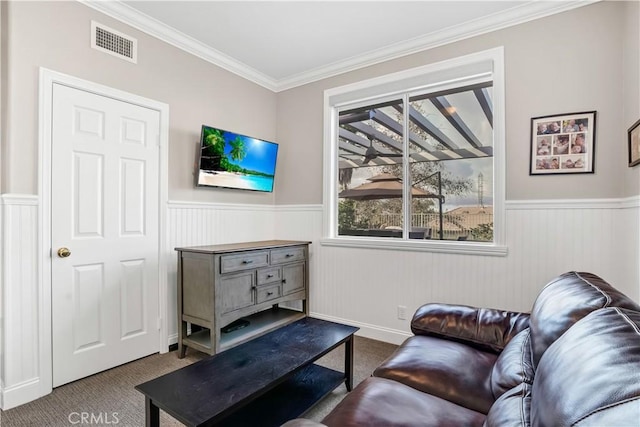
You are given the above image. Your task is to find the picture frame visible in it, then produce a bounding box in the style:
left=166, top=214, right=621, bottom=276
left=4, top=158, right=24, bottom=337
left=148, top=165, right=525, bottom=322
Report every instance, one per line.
left=628, top=118, right=640, bottom=167
left=530, top=111, right=596, bottom=175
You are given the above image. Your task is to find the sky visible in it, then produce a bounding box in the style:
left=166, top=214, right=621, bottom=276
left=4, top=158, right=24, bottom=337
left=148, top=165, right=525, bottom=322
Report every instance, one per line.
left=440, top=157, right=493, bottom=211
left=223, top=132, right=279, bottom=175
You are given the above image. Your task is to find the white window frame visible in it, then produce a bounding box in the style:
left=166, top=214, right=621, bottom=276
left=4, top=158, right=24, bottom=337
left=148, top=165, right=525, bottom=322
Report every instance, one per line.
left=321, top=47, right=507, bottom=256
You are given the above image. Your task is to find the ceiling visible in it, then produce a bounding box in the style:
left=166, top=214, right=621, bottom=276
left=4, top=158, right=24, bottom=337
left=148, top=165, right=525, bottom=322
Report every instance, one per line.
left=87, top=1, right=593, bottom=91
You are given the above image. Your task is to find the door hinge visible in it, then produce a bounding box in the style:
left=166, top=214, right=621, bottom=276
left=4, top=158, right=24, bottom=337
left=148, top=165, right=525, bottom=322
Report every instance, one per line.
left=157, top=317, right=162, bottom=330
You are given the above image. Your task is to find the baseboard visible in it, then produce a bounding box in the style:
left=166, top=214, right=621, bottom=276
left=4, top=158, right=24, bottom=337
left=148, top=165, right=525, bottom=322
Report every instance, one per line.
left=168, top=333, right=178, bottom=347
left=309, top=313, right=410, bottom=346
left=1, top=377, right=43, bottom=410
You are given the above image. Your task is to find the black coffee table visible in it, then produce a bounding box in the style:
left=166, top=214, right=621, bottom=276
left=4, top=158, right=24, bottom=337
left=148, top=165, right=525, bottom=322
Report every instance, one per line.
left=135, top=317, right=359, bottom=427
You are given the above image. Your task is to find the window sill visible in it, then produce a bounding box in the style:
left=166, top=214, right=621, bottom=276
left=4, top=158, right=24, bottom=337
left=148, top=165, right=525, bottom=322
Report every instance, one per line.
left=320, top=237, right=508, bottom=257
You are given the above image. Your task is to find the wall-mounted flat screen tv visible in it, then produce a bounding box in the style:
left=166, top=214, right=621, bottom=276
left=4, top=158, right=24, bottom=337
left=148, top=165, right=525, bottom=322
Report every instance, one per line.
left=196, top=125, right=279, bottom=192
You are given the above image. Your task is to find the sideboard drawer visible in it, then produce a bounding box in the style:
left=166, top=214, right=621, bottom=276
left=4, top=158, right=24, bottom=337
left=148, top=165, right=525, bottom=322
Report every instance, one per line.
left=220, top=251, right=269, bottom=273
left=271, top=247, right=305, bottom=265
left=256, top=284, right=282, bottom=304
left=257, top=267, right=282, bottom=285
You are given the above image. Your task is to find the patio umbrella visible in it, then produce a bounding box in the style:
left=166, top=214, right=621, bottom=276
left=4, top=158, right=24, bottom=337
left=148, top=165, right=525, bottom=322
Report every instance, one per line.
left=339, top=172, right=445, bottom=239
left=338, top=173, right=438, bottom=201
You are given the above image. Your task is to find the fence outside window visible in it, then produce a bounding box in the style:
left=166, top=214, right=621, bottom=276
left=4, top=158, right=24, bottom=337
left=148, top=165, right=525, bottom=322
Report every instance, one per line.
left=352, top=211, right=493, bottom=241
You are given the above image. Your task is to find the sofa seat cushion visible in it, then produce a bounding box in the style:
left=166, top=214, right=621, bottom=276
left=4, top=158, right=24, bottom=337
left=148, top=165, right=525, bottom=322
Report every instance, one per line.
left=490, top=328, right=534, bottom=399
left=532, top=307, right=640, bottom=426
left=529, top=271, right=640, bottom=367
left=322, top=377, right=486, bottom=427
left=373, top=335, right=497, bottom=414
left=483, top=382, right=531, bottom=427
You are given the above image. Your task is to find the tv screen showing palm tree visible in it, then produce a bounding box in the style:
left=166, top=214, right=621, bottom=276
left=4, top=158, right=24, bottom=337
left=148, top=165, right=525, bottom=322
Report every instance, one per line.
left=196, top=125, right=279, bottom=192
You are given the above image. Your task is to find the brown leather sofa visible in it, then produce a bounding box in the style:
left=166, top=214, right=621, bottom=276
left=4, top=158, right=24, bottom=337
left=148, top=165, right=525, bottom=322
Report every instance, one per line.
left=284, top=271, right=640, bottom=426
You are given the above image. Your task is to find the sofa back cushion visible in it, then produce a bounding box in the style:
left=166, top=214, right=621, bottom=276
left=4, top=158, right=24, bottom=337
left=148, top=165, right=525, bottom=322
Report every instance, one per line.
left=484, top=382, right=531, bottom=427
left=410, top=303, right=530, bottom=354
left=489, top=328, right=534, bottom=400
left=531, top=308, right=640, bottom=427
left=528, top=271, right=640, bottom=367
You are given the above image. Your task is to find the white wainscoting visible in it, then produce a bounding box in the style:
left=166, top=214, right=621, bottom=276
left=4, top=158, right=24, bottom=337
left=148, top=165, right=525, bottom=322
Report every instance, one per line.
left=165, top=201, right=278, bottom=342
left=276, top=198, right=640, bottom=345
left=1, top=195, right=40, bottom=410
left=1, top=196, right=638, bottom=409
left=165, top=198, right=640, bottom=346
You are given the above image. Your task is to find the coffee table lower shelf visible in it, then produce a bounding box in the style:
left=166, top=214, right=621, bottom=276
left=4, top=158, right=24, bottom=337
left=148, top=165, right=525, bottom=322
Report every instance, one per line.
left=217, top=364, right=344, bottom=427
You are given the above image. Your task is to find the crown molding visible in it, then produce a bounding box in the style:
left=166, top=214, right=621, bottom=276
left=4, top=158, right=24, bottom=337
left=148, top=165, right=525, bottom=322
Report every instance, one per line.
left=80, top=0, right=598, bottom=93
left=276, top=1, right=598, bottom=91
left=79, top=0, right=278, bottom=91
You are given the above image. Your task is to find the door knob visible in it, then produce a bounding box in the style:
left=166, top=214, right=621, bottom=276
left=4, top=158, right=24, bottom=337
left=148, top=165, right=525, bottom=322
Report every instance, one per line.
left=57, top=247, right=71, bottom=258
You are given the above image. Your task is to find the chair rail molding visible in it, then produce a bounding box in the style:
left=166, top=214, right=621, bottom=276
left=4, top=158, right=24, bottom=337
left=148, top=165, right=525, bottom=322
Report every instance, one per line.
left=505, top=196, right=640, bottom=210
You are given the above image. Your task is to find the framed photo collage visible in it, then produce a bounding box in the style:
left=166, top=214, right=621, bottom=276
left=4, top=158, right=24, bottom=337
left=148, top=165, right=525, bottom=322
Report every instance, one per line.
left=530, top=111, right=596, bottom=175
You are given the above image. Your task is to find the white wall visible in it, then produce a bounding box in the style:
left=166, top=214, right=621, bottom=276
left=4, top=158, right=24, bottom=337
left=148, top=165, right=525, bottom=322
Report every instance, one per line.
left=2, top=196, right=638, bottom=409
left=276, top=2, right=629, bottom=205
left=165, top=201, right=277, bottom=343
left=0, top=1, right=277, bottom=203
left=623, top=0, right=640, bottom=196
left=0, top=0, right=278, bottom=410
left=1, top=0, right=639, bottom=410
left=1, top=195, right=39, bottom=409
left=154, top=197, right=640, bottom=346
left=159, top=197, right=640, bottom=347
left=272, top=0, right=640, bottom=341
left=274, top=200, right=640, bottom=344
left=271, top=0, right=640, bottom=345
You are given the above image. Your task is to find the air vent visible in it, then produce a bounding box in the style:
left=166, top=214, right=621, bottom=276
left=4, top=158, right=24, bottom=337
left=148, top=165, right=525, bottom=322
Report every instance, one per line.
left=91, top=21, right=137, bottom=63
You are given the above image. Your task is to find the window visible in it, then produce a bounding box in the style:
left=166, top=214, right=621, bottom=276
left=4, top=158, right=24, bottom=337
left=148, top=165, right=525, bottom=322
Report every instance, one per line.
left=323, top=48, right=506, bottom=255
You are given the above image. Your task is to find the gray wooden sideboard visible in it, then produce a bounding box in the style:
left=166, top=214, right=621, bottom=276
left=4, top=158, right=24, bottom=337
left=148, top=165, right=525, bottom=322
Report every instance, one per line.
left=176, top=240, right=311, bottom=357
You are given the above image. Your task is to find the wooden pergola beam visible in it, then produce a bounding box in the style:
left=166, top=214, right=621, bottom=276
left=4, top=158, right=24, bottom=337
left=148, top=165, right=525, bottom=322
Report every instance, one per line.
left=430, top=96, right=482, bottom=149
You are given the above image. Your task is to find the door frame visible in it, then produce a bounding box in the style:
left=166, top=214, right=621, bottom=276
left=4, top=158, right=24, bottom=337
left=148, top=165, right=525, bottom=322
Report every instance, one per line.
left=38, top=68, right=169, bottom=396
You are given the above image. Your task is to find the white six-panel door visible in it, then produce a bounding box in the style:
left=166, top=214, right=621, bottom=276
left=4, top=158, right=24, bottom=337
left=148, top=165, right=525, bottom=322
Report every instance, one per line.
left=51, top=83, right=160, bottom=387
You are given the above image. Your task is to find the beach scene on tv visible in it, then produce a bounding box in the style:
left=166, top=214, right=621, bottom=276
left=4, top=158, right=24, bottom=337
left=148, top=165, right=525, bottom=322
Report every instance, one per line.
left=198, top=126, right=278, bottom=192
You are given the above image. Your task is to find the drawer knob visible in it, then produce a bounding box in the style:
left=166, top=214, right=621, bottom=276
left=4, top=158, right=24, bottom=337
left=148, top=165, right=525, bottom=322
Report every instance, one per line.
left=285, top=253, right=294, bottom=258
left=267, top=274, right=274, bottom=278
left=242, top=260, right=254, bottom=264
left=282, top=279, right=287, bottom=284
left=267, top=291, right=274, bottom=296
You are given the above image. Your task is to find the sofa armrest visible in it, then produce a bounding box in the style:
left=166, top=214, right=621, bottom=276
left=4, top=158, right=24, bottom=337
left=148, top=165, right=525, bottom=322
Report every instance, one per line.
left=410, top=303, right=530, bottom=353
left=281, top=419, right=326, bottom=427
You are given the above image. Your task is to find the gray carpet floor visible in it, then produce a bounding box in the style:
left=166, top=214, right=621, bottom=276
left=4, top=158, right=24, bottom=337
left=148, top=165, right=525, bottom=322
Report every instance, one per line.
left=1, top=336, right=397, bottom=427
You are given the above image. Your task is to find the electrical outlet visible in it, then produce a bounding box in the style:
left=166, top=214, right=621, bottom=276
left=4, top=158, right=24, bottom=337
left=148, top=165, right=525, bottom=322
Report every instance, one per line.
left=397, top=305, right=407, bottom=320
